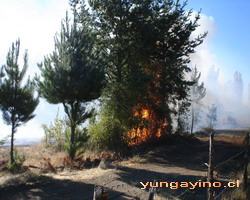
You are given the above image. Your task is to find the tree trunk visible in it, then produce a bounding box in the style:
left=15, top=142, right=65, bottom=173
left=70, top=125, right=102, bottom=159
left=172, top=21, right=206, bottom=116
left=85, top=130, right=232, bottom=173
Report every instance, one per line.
left=63, top=102, right=77, bottom=160
left=177, top=110, right=181, bottom=132
left=10, top=122, right=16, bottom=164
left=208, top=132, right=214, bottom=200
left=70, top=102, right=78, bottom=160
left=165, top=114, right=172, bottom=133
left=69, top=123, right=76, bottom=160
left=190, top=105, right=194, bottom=134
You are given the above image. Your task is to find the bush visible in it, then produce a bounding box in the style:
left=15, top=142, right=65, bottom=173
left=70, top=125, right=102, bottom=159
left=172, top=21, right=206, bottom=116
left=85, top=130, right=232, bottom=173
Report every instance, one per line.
left=88, top=116, right=128, bottom=151
left=201, top=127, right=214, bottom=136
left=194, top=131, right=207, bottom=137
left=41, top=114, right=68, bottom=151
left=42, top=114, right=89, bottom=156
left=7, top=149, right=26, bottom=173
left=0, top=139, right=5, bottom=146
left=0, top=136, right=9, bottom=146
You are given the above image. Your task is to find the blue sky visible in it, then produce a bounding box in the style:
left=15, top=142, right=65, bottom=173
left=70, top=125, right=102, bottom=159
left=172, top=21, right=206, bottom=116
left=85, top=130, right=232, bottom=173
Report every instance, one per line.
left=0, top=0, right=249, bottom=140
left=188, top=0, right=250, bottom=84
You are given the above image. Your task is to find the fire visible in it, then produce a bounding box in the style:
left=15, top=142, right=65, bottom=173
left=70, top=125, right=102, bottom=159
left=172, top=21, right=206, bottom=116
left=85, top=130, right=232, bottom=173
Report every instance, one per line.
left=142, top=109, right=149, bottom=118
left=128, top=106, right=167, bottom=146
left=127, top=64, right=168, bottom=145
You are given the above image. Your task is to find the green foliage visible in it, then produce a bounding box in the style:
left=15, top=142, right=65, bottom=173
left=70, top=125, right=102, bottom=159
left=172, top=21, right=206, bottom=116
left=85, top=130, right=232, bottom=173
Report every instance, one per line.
left=0, top=39, right=39, bottom=164
left=36, top=11, right=105, bottom=159
left=87, top=0, right=152, bottom=131
left=42, top=114, right=89, bottom=155
left=84, top=0, right=207, bottom=135
left=37, top=13, right=105, bottom=105
left=0, top=136, right=8, bottom=146
left=88, top=114, right=128, bottom=151
left=0, top=40, right=39, bottom=127
left=7, top=149, right=26, bottom=173
left=41, top=113, right=69, bottom=151
left=64, top=126, right=89, bottom=156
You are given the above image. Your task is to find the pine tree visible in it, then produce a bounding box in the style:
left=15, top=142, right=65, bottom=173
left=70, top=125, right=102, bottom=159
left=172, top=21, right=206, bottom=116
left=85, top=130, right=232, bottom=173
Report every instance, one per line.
left=0, top=39, right=39, bottom=164
left=190, top=66, right=206, bottom=134
left=207, top=104, right=217, bottom=129
left=145, top=1, right=207, bottom=133
left=84, top=0, right=207, bottom=136
left=176, top=99, right=191, bottom=133
left=87, top=0, right=151, bottom=128
left=36, top=11, right=105, bottom=159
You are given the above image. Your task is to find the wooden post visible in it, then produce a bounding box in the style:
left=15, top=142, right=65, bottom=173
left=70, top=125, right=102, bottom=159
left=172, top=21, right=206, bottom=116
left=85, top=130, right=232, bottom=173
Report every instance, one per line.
left=243, top=133, right=249, bottom=194
left=93, top=185, right=109, bottom=200
left=208, top=132, right=214, bottom=200
left=148, top=180, right=156, bottom=200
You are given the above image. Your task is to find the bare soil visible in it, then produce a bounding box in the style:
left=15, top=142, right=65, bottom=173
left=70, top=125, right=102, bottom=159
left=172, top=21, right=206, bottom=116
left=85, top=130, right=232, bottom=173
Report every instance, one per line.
left=0, top=133, right=247, bottom=200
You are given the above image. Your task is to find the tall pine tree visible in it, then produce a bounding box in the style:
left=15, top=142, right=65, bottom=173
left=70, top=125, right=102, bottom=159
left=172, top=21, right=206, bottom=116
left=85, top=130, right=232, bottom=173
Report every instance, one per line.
left=141, top=1, right=207, bottom=133
left=0, top=39, right=39, bottom=164
left=74, top=0, right=207, bottom=144
left=87, top=0, right=151, bottom=129
left=37, top=11, right=105, bottom=159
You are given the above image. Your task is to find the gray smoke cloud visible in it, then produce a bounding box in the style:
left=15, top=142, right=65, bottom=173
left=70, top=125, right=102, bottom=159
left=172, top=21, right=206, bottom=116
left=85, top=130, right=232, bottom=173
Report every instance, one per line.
left=190, top=13, right=250, bottom=130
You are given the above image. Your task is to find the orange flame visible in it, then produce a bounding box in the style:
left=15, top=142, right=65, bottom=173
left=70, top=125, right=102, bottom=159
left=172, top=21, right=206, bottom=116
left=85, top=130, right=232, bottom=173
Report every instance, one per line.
left=128, top=64, right=168, bottom=145
left=128, top=106, right=167, bottom=146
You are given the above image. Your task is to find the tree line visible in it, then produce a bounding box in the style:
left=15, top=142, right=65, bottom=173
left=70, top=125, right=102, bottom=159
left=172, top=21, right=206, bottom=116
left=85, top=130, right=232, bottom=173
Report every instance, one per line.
left=0, top=0, right=210, bottom=164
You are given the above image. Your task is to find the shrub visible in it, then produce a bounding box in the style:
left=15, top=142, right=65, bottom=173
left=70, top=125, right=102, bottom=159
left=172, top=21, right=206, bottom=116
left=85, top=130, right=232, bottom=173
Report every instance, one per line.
left=42, top=114, right=89, bottom=156
left=41, top=113, right=68, bottom=151
left=201, top=127, right=214, bottom=136
left=0, top=139, right=5, bottom=146
left=88, top=116, right=127, bottom=151
left=7, top=149, right=26, bottom=173
left=0, top=136, right=9, bottom=146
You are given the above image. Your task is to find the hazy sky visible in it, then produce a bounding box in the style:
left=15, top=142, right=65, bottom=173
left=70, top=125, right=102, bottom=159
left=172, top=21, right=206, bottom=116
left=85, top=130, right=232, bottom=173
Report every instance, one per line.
left=0, top=0, right=249, bottom=140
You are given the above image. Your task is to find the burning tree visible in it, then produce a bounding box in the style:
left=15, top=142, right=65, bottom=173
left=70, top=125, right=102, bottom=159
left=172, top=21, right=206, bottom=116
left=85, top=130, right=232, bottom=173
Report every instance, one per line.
left=74, top=0, right=207, bottom=147
left=126, top=0, right=207, bottom=142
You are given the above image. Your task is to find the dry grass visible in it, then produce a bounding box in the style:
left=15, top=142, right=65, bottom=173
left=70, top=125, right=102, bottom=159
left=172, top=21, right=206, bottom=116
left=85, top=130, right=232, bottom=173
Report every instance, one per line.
left=221, top=169, right=248, bottom=200
left=128, top=154, right=147, bottom=163
left=0, top=172, right=47, bottom=188
left=0, top=144, right=67, bottom=171
left=119, top=154, right=148, bottom=167
left=214, top=134, right=246, bottom=145
left=154, top=195, right=179, bottom=200
left=198, top=133, right=246, bottom=146
left=47, top=167, right=115, bottom=181
left=221, top=187, right=246, bottom=200
left=21, top=145, right=66, bottom=168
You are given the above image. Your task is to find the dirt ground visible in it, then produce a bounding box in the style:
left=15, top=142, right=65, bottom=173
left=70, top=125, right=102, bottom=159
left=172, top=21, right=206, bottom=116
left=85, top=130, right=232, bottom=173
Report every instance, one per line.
left=0, top=133, right=247, bottom=200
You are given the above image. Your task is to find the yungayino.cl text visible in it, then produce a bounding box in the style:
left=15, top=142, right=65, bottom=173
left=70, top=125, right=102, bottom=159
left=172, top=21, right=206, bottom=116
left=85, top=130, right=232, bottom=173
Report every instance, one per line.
left=140, top=180, right=240, bottom=190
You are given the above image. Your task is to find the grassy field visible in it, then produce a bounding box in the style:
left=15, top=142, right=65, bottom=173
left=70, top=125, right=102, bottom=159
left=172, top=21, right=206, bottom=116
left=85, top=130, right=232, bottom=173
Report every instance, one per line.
left=0, top=132, right=249, bottom=200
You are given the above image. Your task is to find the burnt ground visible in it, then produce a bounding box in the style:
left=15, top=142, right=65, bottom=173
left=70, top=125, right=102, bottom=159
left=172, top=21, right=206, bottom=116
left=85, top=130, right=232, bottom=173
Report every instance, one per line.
left=0, top=134, right=248, bottom=200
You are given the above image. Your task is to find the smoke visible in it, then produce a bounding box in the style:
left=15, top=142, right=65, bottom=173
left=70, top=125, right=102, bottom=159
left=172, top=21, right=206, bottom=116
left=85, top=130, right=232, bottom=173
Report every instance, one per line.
left=189, top=12, right=250, bottom=130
